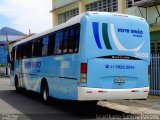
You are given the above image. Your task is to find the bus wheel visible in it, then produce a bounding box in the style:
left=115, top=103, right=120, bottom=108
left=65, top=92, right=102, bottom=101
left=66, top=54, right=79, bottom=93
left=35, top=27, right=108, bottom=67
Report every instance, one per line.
left=15, top=76, right=20, bottom=91
left=41, top=81, right=49, bottom=104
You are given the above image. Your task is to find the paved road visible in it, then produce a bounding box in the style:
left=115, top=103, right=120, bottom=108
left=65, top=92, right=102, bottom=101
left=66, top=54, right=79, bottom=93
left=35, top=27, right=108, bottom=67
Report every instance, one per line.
left=0, top=77, right=129, bottom=120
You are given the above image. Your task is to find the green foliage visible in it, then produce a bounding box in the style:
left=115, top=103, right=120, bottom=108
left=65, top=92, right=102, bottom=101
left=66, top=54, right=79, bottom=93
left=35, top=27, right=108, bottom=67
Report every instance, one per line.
left=0, top=64, right=8, bottom=67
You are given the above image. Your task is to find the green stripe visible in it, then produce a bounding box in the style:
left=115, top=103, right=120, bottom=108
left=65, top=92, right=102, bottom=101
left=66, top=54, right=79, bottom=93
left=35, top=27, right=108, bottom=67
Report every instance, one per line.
left=102, top=23, right=112, bottom=49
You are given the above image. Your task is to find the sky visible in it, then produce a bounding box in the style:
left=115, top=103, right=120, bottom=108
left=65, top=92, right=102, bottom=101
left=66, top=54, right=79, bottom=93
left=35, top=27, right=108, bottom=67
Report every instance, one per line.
left=0, top=0, right=52, bottom=34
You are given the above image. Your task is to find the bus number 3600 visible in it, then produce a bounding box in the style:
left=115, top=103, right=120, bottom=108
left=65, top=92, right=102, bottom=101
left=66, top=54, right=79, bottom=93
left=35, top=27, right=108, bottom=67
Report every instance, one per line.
left=135, top=52, right=148, bottom=59
left=61, top=61, right=70, bottom=69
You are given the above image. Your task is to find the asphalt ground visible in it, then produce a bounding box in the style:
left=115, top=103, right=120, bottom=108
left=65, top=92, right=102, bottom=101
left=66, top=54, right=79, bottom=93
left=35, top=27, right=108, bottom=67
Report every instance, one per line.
left=0, top=77, right=130, bottom=120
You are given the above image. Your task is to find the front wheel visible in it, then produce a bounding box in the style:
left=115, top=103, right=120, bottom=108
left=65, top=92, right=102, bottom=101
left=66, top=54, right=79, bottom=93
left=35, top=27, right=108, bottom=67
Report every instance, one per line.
left=41, top=82, right=49, bottom=104
left=15, top=76, right=20, bottom=91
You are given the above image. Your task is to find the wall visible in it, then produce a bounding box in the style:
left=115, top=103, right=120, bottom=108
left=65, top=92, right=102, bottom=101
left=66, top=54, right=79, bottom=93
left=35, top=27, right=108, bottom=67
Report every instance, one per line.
left=150, top=31, right=160, bottom=41
left=126, top=5, right=160, bottom=25
left=126, top=6, right=147, bottom=19
left=148, top=5, right=160, bottom=25
left=55, top=2, right=79, bottom=14
left=52, top=0, right=78, bottom=10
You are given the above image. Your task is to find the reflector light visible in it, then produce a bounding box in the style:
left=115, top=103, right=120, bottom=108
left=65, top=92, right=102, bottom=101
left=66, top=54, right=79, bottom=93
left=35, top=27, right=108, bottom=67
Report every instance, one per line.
left=131, top=90, right=139, bottom=92
left=86, top=91, right=92, bottom=93
left=98, top=90, right=104, bottom=93
left=144, top=90, right=148, bottom=92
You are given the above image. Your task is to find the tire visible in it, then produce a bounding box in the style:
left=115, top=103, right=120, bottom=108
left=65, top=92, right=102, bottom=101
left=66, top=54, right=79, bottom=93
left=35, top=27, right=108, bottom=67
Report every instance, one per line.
left=41, top=82, right=49, bottom=104
left=15, top=76, right=20, bottom=91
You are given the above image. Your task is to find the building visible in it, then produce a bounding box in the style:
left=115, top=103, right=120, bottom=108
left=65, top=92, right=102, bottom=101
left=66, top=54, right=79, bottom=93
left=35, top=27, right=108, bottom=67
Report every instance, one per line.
left=51, top=0, right=160, bottom=54
left=51, top=0, right=126, bottom=26
left=0, top=35, right=24, bottom=67
left=0, top=27, right=27, bottom=69
left=8, top=33, right=35, bottom=52
left=0, top=34, right=35, bottom=75
left=125, top=0, right=160, bottom=54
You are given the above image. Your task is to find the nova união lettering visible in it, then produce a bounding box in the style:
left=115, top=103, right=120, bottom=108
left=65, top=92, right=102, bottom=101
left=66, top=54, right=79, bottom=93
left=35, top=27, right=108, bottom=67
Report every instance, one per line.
left=118, top=28, right=129, bottom=33
left=118, top=28, right=143, bottom=37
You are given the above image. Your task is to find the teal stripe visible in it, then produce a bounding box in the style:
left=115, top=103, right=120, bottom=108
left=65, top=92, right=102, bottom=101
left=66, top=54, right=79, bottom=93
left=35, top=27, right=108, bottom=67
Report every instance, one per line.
left=102, top=23, right=112, bottom=50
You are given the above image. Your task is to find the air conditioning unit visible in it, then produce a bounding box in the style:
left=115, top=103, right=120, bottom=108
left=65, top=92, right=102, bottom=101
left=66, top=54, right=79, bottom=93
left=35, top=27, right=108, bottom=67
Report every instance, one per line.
left=134, top=0, right=160, bottom=6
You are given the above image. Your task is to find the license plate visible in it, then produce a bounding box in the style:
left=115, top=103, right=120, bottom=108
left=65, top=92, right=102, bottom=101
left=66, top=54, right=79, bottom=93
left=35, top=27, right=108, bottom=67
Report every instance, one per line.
left=114, top=77, right=125, bottom=83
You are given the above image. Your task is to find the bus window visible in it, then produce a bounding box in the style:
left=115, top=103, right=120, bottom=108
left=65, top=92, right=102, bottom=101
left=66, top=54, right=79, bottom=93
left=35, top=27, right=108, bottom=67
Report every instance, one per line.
left=26, top=42, right=32, bottom=58
left=63, top=29, right=69, bottom=53
left=75, top=26, right=80, bottom=53
left=15, top=46, right=18, bottom=60
left=68, top=25, right=80, bottom=53
left=11, top=47, right=15, bottom=61
left=36, top=38, right=43, bottom=57
left=22, top=44, right=27, bottom=59
left=19, top=45, right=22, bottom=59
left=32, top=40, right=38, bottom=57
left=31, top=38, right=43, bottom=57
left=68, top=28, right=75, bottom=53
left=48, top=34, right=55, bottom=55
left=21, top=45, right=25, bottom=59
left=10, top=47, right=15, bottom=70
left=42, top=37, right=49, bottom=56
left=55, top=31, right=63, bottom=54
left=16, top=45, right=20, bottom=60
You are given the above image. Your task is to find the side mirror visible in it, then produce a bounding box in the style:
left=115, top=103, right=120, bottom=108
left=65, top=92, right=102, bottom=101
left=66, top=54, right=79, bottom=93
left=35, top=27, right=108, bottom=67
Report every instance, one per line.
left=7, top=54, right=11, bottom=63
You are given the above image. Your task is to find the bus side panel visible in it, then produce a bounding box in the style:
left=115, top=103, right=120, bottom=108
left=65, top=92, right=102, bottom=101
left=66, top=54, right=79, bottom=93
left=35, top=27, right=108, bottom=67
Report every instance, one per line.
left=47, top=77, right=78, bottom=100
left=46, top=55, right=79, bottom=100
left=13, top=60, right=22, bottom=86
left=10, top=70, right=15, bottom=85
left=20, top=55, right=79, bottom=100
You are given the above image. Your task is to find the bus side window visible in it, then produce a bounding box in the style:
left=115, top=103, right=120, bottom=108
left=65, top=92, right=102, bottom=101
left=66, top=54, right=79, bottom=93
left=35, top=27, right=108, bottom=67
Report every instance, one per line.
left=19, top=45, right=22, bottom=59
left=22, top=44, right=27, bottom=59
left=32, top=39, right=38, bottom=57
left=11, top=47, right=15, bottom=70
left=15, top=46, right=18, bottom=60
left=42, top=36, right=49, bottom=56
left=11, top=47, right=15, bottom=61
left=75, top=26, right=80, bottom=53
left=16, top=46, right=20, bottom=60
left=68, top=27, right=76, bottom=53
left=26, top=42, right=32, bottom=58
left=21, top=44, right=27, bottom=59
left=37, top=38, right=43, bottom=57
left=48, top=34, right=55, bottom=55
left=68, top=25, right=80, bottom=53
left=54, top=31, right=63, bottom=54
left=63, top=29, right=69, bottom=53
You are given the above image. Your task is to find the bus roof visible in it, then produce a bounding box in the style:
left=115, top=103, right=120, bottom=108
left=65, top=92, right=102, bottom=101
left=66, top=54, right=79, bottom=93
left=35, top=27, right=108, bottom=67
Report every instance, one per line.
left=13, top=11, right=145, bottom=47
left=13, top=13, right=84, bottom=47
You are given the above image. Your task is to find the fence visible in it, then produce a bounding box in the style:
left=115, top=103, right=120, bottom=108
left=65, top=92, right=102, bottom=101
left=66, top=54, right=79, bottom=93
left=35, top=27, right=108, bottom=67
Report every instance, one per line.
left=150, top=54, right=160, bottom=96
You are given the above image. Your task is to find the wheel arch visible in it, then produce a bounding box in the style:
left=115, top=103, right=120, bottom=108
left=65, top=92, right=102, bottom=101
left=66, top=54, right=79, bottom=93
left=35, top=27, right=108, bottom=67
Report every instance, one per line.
left=14, top=74, right=18, bottom=84
left=40, top=77, right=49, bottom=94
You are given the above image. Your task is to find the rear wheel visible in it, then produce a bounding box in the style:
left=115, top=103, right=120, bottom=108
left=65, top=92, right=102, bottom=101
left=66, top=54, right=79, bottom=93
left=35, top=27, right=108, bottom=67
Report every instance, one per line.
left=41, top=81, right=49, bottom=104
left=15, top=76, right=20, bottom=91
